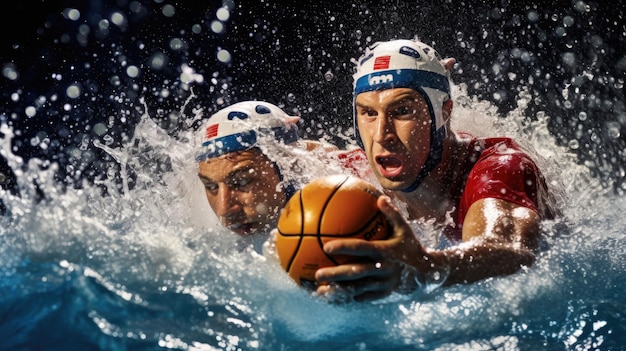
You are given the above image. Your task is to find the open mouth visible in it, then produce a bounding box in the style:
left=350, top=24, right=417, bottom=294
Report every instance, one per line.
left=375, top=155, right=404, bottom=178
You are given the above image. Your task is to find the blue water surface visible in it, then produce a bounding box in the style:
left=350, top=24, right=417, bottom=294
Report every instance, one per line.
left=1, top=107, right=625, bottom=350
left=1, top=2, right=625, bottom=350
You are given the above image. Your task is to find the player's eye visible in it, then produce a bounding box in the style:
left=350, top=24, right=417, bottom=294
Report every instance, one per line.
left=358, top=107, right=377, bottom=120
left=392, top=105, right=415, bottom=117
left=203, top=181, right=218, bottom=192
left=229, top=176, right=253, bottom=188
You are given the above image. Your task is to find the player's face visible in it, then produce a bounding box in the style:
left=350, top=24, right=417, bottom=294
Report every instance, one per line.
left=198, top=148, right=286, bottom=236
left=355, top=88, right=432, bottom=191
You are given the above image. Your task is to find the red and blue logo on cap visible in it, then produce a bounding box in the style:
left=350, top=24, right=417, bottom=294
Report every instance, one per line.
left=373, top=55, right=391, bottom=70
left=195, top=101, right=300, bottom=162
left=204, top=124, right=219, bottom=139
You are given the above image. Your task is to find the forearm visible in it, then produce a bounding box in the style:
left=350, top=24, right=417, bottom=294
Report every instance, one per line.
left=437, top=198, right=541, bottom=285
left=433, top=243, right=535, bottom=286
left=397, top=242, right=535, bottom=293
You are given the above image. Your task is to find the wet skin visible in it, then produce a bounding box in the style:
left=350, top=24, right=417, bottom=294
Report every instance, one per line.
left=198, top=148, right=286, bottom=236
left=314, top=85, right=543, bottom=301
left=355, top=88, right=432, bottom=191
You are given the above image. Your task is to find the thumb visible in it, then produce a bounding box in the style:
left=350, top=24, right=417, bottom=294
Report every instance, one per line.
left=377, top=196, right=412, bottom=237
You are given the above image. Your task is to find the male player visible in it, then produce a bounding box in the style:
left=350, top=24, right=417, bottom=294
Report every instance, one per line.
left=195, top=101, right=368, bottom=237
left=315, top=39, right=560, bottom=301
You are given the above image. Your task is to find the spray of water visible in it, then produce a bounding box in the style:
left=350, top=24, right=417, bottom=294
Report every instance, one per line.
left=1, top=71, right=623, bottom=349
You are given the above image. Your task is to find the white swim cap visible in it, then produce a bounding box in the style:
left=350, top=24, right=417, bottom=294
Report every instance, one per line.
left=353, top=39, right=451, bottom=131
left=352, top=39, right=451, bottom=192
left=195, top=101, right=300, bottom=162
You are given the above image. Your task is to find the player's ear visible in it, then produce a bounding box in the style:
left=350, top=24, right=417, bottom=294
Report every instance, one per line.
left=284, top=116, right=300, bottom=125
left=443, top=99, right=453, bottom=122
left=442, top=58, right=456, bottom=72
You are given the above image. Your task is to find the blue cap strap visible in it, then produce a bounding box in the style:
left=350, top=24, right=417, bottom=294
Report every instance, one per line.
left=354, top=69, right=450, bottom=95
left=195, top=126, right=299, bottom=162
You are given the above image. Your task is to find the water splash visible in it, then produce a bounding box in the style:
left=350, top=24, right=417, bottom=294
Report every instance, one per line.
left=2, top=78, right=625, bottom=349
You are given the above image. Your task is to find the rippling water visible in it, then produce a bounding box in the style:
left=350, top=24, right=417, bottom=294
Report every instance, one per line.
left=1, top=1, right=625, bottom=350
left=1, top=83, right=625, bottom=350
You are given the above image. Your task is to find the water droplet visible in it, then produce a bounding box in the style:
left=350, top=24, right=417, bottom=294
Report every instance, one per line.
left=25, top=106, right=37, bottom=118
left=573, top=1, right=589, bottom=12
left=162, top=4, right=176, bottom=17
left=216, top=7, right=230, bottom=21
left=30, top=136, right=40, bottom=146
left=111, top=12, right=126, bottom=27
left=590, top=35, right=604, bottom=48
left=149, top=53, right=167, bottom=70
left=126, top=65, right=140, bottom=78
left=324, top=70, right=334, bottom=81
left=562, top=52, right=576, bottom=67
left=555, top=27, right=566, bottom=37
left=93, top=123, right=108, bottom=136
left=211, top=20, right=224, bottom=34
left=2, top=63, right=19, bottom=80
left=606, top=122, right=621, bottom=140
left=217, top=49, right=231, bottom=63
left=568, top=139, right=580, bottom=149
left=63, top=8, right=81, bottom=21
left=66, top=84, right=81, bottom=99
left=103, top=134, right=114, bottom=145
left=98, top=18, right=110, bottom=31
left=578, top=112, right=588, bottom=121
left=109, top=75, right=121, bottom=87
left=169, top=38, right=185, bottom=51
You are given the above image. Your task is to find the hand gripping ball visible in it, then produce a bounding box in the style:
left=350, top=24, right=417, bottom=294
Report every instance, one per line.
left=275, top=174, right=391, bottom=288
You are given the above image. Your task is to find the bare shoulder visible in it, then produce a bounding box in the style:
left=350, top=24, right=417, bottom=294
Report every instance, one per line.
left=462, top=198, right=541, bottom=249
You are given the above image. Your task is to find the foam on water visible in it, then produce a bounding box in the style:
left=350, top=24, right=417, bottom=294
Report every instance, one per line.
left=1, top=81, right=624, bottom=350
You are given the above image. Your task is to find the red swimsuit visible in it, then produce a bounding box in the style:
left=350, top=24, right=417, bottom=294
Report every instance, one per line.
left=336, top=137, right=556, bottom=242
left=446, top=136, right=556, bottom=241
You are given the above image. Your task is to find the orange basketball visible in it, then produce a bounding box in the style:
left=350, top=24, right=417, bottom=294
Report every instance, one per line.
left=275, top=174, right=390, bottom=288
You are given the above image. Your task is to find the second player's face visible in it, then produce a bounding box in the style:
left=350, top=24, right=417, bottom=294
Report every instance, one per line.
left=198, top=148, right=286, bottom=236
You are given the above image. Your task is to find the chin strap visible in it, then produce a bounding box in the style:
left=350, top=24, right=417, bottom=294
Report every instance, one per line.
left=401, top=126, right=446, bottom=192
left=401, top=89, right=447, bottom=192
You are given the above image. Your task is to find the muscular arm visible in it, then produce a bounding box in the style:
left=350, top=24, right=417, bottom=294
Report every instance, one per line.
left=315, top=196, right=542, bottom=300
left=434, top=197, right=540, bottom=285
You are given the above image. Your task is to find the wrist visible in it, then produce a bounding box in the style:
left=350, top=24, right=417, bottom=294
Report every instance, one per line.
left=398, top=251, right=450, bottom=294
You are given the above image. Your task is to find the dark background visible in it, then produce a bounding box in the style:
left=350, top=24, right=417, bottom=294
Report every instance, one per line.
left=1, top=0, right=624, bottom=196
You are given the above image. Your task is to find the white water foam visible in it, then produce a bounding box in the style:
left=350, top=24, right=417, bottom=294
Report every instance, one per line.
left=0, top=81, right=623, bottom=350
